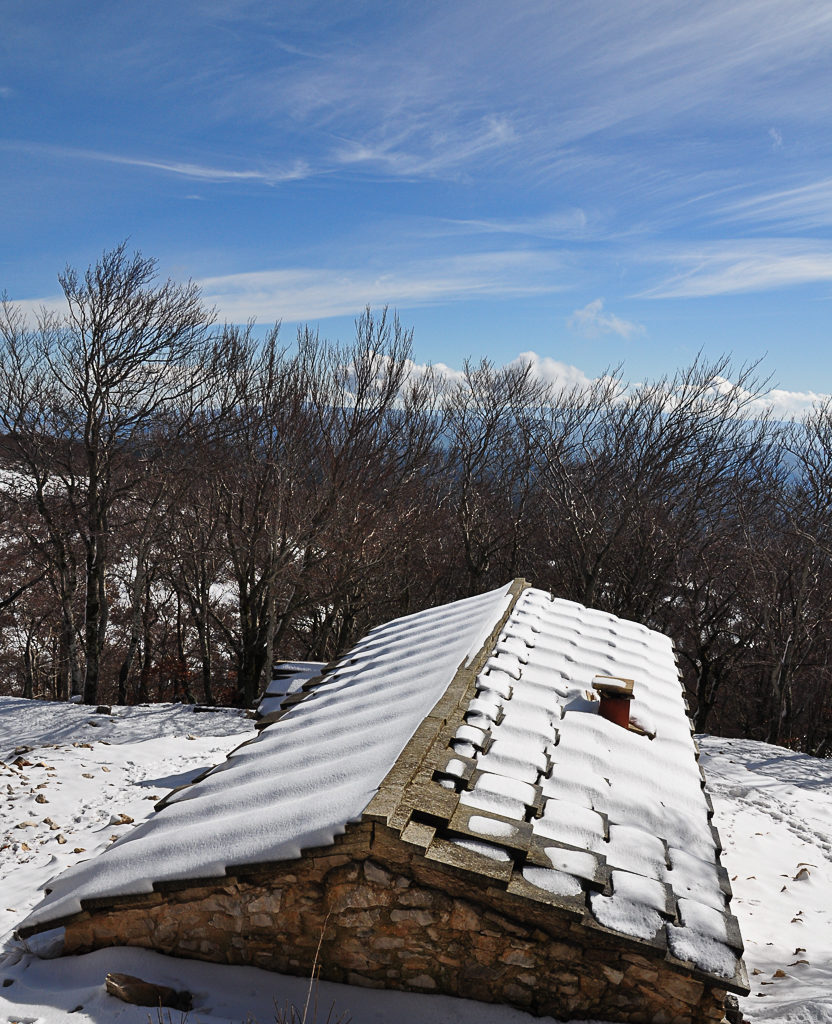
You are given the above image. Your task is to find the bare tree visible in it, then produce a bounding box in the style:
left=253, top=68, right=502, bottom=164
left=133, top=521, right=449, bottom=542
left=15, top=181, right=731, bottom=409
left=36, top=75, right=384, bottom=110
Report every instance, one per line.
left=0, top=243, right=216, bottom=703
left=530, top=357, right=772, bottom=618
left=162, top=439, right=229, bottom=705
left=440, top=360, right=549, bottom=596
left=744, top=401, right=832, bottom=747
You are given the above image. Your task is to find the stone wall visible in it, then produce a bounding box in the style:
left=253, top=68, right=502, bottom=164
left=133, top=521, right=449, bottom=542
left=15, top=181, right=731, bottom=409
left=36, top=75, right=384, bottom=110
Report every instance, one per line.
left=62, top=821, right=727, bottom=1024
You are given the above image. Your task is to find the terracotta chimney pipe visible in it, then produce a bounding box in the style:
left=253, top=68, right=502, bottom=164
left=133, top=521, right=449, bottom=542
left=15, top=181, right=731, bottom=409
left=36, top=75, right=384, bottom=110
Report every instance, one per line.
left=592, top=676, right=634, bottom=729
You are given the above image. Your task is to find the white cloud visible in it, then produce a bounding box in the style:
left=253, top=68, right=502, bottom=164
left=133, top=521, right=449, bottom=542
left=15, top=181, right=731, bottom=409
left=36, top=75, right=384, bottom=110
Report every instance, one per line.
left=509, top=351, right=593, bottom=391
left=411, top=353, right=822, bottom=416
left=0, top=86, right=12, bottom=99
left=8, top=295, right=67, bottom=321
left=441, top=209, right=590, bottom=240
left=4, top=293, right=823, bottom=420
left=718, top=178, right=832, bottom=230
left=333, top=115, right=517, bottom=178
left=197, top=251, right=567, bottom=322
left=0, top=140, right=311, bottom=185
left=221, top=0, right=832, bottom=188
left=567, top=299, right=645, bottom=340
left=644, top=240, right=832, bottom=298
left=769, top=127, right=783, bottom=150
left=104, top=153, right=311, bottom=185
left=747, top=387, right=829, bottom=419
left=10, top=251, right=566, bottom=327
left=395, top=350, right=596, bottom=396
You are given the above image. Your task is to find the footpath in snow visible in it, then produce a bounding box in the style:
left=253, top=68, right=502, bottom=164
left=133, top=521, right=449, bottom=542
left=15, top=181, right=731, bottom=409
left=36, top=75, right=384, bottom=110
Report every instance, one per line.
left=1, top=696, right=831, bottom=1024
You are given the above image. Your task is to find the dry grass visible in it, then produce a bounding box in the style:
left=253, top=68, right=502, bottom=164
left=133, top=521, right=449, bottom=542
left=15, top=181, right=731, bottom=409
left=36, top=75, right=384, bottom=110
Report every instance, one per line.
left=273, top=915, right=350, bottom=1024
left=146, top=916, right=351, bottom=1024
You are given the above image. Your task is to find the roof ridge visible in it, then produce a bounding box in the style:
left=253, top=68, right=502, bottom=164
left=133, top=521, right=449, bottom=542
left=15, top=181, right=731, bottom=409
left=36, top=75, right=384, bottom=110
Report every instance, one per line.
left=363, top=578, right=531, bottom=828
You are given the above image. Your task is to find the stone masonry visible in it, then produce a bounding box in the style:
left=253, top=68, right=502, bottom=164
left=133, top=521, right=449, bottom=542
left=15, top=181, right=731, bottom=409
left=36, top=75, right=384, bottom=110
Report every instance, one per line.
left=62, top=820, right=728, bottom=1024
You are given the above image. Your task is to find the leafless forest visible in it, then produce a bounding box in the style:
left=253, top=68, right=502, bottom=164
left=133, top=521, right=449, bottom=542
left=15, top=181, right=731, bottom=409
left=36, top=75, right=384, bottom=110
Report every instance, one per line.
left=1, top=246, right=830, bottom=754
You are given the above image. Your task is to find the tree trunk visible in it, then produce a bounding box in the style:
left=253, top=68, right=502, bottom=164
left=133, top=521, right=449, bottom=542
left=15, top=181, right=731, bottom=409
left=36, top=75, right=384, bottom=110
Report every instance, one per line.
left=23, top=628, right=34, bottom=699
left=197, top=598, right=213, bottom=705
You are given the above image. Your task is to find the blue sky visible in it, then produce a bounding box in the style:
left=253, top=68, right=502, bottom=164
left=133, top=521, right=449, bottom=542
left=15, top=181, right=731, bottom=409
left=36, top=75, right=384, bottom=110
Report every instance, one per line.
left=2, top=1, right=831, bottom=411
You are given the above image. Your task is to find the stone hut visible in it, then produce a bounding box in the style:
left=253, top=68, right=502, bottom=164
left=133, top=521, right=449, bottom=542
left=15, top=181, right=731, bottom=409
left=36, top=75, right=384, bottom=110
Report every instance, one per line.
left=20, top=580, right=748, bottom=1023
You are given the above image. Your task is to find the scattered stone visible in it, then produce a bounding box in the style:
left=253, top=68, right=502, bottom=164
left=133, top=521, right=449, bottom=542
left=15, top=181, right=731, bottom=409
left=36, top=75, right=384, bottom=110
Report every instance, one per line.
left=95, top=706, right=112, bottom=715
left=104, top=972, right=192, bottom=1010
left=110, top=813, right=134, bottom=825
left=73, top=847, right=86, bottom=853
left=82, top=773, right=94, bottom=779
left=16, top=821, right=37, bottom=828
left=35, top=793, right=48, bottom=804
left=56, top=834, right=67, bottom=844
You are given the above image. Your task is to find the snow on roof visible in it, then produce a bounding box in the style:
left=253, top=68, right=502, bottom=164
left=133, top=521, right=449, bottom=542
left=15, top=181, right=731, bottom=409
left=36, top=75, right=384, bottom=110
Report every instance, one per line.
left=23, top=581, right=745, bottom=990
left=433, top=588, right=745, bottom=984
left=257, top=660, right=327, bottom=718
left=23, top=583, right=516, bottom=928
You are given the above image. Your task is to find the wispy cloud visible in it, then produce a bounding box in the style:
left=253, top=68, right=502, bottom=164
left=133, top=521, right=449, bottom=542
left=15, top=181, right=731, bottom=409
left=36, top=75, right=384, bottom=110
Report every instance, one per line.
left=643, top=241, right=832, bottom=298
left=568, top=299, right=645, bottom=340
left=441, top=209, right=590, bottom=240
left=0, top=140, right=311, bottom=185
left=230, top=0, right=832, bottom=187
left=105, top=153, right=311, bottom=184
left=0, top=86, right=12, bottom=99
left=197, top=250, right=567, bottom=322
left=333, top=115, right=517, bottom=178
left=718, top=178, right=832, bottom=230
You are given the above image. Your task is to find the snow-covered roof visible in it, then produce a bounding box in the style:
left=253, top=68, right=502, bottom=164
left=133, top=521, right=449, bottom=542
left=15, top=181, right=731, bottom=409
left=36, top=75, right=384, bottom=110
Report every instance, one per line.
left=23, top=583, right=516, bottom=927
left=22, top=581, right=746, bottom=991
left=412, top=587, right=746, bottom=987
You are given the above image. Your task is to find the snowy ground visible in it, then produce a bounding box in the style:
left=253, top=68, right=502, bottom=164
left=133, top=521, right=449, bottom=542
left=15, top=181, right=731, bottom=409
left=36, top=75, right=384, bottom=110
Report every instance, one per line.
left=699, top=735, right=832, bottom=1024
left=1, top=697, right=830, bottom=1024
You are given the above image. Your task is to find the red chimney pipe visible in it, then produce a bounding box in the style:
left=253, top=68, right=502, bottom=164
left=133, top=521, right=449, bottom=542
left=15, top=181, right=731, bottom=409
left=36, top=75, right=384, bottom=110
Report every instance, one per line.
left=593, top=676, right=634, bottom=729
